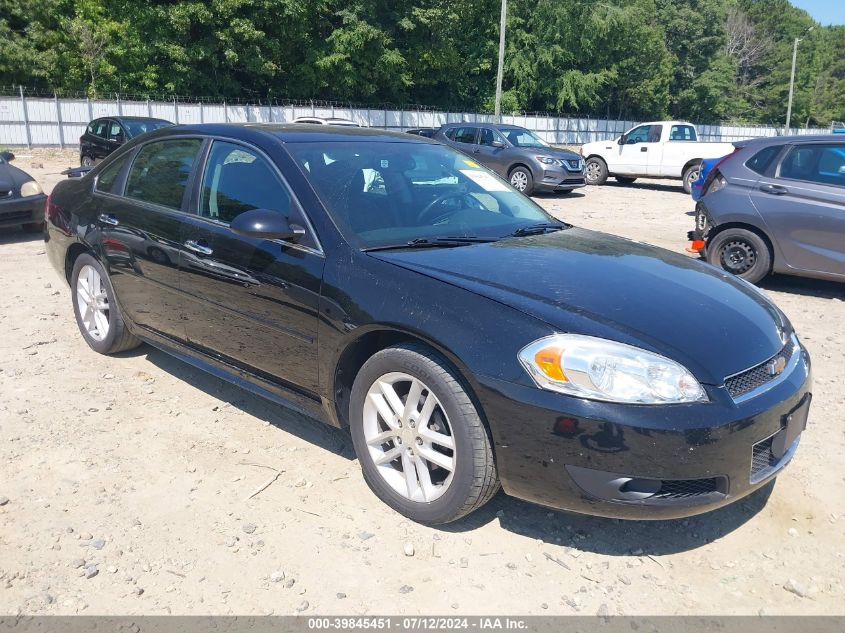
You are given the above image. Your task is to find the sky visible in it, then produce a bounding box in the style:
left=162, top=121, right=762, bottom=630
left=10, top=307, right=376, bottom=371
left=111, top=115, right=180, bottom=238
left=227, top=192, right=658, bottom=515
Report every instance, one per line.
left=790, top=0, right=844, bottom=25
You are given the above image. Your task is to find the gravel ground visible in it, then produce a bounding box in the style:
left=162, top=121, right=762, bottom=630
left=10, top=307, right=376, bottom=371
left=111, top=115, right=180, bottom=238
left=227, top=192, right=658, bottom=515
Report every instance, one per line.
left=1, top=149, right=843, bottom=616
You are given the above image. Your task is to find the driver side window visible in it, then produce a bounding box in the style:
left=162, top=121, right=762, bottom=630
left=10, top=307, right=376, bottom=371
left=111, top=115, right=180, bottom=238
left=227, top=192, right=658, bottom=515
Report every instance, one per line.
left=625, top=126, right=652, bottom=144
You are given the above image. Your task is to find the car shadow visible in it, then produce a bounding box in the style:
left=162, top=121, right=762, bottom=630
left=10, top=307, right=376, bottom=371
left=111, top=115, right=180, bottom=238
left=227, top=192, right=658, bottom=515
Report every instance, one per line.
left=0, top=226, right=43, bottom=245
left=601, top=181, right=686, bottom=195
left=121, top=344, right=356, bottom=460
left=439, top=481, right=774, bottom=556
left=532, top=191, right=586, bottom=200
left=761, top=275, right=845, bottom=300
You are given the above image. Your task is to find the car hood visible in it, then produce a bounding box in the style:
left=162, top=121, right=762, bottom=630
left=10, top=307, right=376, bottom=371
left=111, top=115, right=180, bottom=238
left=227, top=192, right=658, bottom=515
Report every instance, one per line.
left=370, top=228, right=790, bottom=385
left=534, top=147, right=581, bottom=161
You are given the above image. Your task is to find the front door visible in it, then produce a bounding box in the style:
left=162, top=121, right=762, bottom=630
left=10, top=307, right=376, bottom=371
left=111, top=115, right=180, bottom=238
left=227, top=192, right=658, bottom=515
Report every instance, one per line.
left=614, top=124, right=660, bottom=175
left=754, top=142, right=845, bottom=277
left=96, top=137, right=203, bottom=341
left=179, top=140, right=324, bottom=394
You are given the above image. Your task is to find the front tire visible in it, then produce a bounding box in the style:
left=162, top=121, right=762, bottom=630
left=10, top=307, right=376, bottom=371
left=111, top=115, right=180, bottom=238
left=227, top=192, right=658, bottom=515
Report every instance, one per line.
left=682, top=162, right=702, bottom=194
left=508, top=166, right=534, bottom=195
left=71, top=253, right=142, bottom=354
left=349, top=343, right=499, bottom=524
left=706, top=228, right=772, bottom=284
left=585, top=157, right=608, bottom=185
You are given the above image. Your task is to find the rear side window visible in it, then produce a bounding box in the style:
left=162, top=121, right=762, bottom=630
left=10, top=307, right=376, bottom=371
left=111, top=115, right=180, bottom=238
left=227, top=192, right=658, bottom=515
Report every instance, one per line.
left=95, top=154, right=129, bottom=193
left=780, top=143, right=845, bottom=188
left=453, top=127, right=478, bottom=144
left=669, top=125, right=696, bottom=141
left=125, top=139, right=202, bottom=210
left=746, top=145, right=782, bottom=175
left=444, top=128, right=457, bottom=140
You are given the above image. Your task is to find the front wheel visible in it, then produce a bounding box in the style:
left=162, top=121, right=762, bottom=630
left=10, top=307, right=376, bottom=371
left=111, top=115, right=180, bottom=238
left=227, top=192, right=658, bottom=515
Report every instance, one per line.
left=585, top=157, right=608, bottom=185
left=706, top=228, right=772, bottom=284
left=508, top=166, right=534, bottom=195
left=682, top=163, right=701, bottom=194
left=71, top=253, right=142, bottom=354
left=349, top=343, right=499, bottom=524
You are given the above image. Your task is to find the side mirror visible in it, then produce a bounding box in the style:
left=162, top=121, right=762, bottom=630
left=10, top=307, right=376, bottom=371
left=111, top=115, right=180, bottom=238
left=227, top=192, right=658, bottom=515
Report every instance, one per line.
left=0, top=151, right=14, bottom=162
left=617, top=137, right=625, bottom=146
left=491, top=140, right=505, bottom=149
left=230, top=208, right=306, bottom=242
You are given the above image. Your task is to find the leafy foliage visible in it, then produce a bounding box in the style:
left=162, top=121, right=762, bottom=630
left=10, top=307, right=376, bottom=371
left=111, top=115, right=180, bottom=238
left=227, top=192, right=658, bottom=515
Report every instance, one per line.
left=0, top=0, right=842, bottom=125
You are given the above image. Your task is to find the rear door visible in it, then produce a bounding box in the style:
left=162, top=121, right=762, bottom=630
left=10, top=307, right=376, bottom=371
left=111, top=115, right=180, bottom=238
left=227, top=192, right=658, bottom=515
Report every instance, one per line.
left=87, top=119, right=111, bottom=162
left=178, top=139, right=324, bottom=394
left=449, top=126, right=480, bottom=158
left=96, top=137, right=203, bottom=341
left=105, top=120, right=127, bottom=156
left=754, top=142, right=845, bottom=276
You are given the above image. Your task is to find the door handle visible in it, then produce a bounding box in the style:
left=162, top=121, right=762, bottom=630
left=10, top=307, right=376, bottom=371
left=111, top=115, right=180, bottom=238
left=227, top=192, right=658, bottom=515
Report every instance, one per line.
left=759, top=183, right=788, bottom=195
left=98, top=213, right=119, bottom=226
left=640, top=147, right=648, bottom=152
left=184, top=239, right=213, bottom=256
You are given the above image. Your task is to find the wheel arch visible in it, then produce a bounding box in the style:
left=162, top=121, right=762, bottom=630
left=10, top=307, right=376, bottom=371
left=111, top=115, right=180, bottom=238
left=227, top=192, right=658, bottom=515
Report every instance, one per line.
left=331, top=326, right=489, bottom=435
left=64, top=242, right=97, bottom=283
left=682, top=158, right=703, bottom=175
left=507, top=162, right=535, bottom=178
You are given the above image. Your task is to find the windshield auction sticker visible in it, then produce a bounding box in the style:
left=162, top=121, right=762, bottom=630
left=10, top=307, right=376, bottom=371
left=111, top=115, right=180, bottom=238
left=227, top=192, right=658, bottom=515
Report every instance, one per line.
left=459, top=169, right=510, bottom=192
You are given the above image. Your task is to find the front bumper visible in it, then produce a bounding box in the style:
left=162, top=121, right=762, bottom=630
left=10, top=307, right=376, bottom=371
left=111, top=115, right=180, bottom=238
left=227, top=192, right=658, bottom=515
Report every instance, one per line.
left=535, top=165, right=586, bottom=191
left=477, top=343, right=811, bottom=519
left=0, top=193, right=47, bottom=228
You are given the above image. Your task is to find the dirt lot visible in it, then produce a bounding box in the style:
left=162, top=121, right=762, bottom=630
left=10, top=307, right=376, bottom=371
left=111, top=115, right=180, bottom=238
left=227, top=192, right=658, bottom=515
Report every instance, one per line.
left=1, top=149, right=844, bottom=616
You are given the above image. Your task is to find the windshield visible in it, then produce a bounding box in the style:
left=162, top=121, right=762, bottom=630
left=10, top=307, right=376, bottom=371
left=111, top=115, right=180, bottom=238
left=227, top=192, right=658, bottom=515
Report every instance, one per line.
left=122, top=120, right=172, bottom=138
left=287, top=141, right=556, bottom=249
left=499, top=128, right=549, bottom=148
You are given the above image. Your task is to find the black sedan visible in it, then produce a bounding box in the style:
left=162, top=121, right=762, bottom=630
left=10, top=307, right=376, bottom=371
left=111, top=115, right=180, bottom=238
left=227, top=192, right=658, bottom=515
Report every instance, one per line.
left=0, top=150, right=47, bottom=231
left=44, top=124, right=811, bottom=525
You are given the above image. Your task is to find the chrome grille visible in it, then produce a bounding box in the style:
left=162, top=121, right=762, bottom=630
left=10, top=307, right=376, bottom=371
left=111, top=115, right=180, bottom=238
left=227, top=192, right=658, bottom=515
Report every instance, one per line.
left=725, top=338, right=795, bottom=400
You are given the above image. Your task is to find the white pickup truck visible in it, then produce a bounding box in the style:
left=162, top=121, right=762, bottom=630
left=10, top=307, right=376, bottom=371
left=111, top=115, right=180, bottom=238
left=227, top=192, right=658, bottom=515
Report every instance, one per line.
left=579, top=121, right=735, bottom=193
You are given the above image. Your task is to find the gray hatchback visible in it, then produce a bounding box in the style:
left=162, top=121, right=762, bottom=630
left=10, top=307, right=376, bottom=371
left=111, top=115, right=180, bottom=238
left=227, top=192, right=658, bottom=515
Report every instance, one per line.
left=689, top=135, right=845, bottom=284
left=434, top=123, right=585, bottom=195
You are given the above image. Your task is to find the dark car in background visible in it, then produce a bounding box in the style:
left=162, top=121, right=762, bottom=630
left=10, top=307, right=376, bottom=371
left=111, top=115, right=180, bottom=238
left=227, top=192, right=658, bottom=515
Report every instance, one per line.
left=80, top=116, right=172, bottom=166
left=688, top=135, right=845, bottom=284
left=435, top=123, right=585, bottom=195
left=45, top=124, right=810, bottom=525
left=405, top=128, right=437, bottom=138
left=0, top=150, right=47, bottom=231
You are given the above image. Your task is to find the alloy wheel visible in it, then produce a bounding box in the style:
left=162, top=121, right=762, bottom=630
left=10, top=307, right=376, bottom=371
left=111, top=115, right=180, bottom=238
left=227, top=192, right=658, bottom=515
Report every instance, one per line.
left=76, top=264, right=110, bottom=341
left=510, top=171, right=528, bottom=191
left=585, top=161, right=601, bottom=183
left=363, top=372, right=456, bottom=502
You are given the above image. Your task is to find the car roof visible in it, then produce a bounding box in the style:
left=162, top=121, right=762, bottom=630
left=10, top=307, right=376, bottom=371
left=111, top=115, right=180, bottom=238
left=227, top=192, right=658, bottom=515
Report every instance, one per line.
left=735, top=134, right=845, bottom=148
left=137, top=122, right=438, bottom=145
left=441, top=122, right=529, bottom=130
left=92, top=116, right=171, bottom=124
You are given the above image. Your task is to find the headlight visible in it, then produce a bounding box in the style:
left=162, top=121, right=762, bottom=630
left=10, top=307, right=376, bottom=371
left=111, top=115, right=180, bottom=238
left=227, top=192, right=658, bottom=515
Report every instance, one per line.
left=518, top=334, right=707, bottom=404
left=21, top=180, right=43, bottom=197
left=536, top=156, right=560, bottom=166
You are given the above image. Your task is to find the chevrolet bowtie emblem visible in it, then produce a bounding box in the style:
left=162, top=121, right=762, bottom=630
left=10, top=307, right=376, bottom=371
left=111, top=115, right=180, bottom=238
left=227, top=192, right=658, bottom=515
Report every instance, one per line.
left=767, top=356, right=787, bottom=376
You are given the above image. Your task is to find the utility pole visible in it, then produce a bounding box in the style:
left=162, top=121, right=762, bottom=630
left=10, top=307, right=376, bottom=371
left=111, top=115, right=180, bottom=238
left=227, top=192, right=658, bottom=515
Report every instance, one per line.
left=785, top=26, right=813, bottom=132
left=494, top=0, right=507, bottom=123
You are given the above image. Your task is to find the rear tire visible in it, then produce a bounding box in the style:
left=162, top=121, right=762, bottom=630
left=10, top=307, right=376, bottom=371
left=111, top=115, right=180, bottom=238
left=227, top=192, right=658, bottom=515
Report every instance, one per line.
left=508, top=166, right=534, bottom=196
left=71, top=253, right=142, bottom=354
left=349, top=343, right=499, bottom=525
left=585, top=157, right=608, bottom=185
left=615, top=176, right=637, bottom=184
left=706, top=228, right=772, bottom=284
left=682, top=162, right=702, bottom=194
left=81, top=155, right=94, bottom=167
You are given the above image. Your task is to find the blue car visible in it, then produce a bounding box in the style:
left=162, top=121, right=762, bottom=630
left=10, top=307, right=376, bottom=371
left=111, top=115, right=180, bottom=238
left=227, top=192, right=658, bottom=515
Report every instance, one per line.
left=690, top=157, right=721, bottom=201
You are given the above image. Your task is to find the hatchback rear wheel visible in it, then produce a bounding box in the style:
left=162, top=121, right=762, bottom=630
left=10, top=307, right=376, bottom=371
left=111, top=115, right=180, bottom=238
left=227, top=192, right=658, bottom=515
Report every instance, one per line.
left=71, top=253, right=141, bottom=354
left=349, top=343, right=499, bottom=524
left=707, top=228, right=772, bottom=284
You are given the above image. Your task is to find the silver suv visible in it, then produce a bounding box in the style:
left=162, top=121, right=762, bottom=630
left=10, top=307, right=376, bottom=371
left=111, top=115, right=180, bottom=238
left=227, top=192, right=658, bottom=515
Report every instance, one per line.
left=688, top=135, right=845, bottom=284
left=434, top=123, right=585, bottom=195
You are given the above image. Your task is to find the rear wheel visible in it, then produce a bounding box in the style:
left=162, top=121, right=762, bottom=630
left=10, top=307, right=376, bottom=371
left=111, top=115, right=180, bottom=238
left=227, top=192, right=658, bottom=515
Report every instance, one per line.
left=682, top=162, right=702, bottom=194
left=81, top=155, right=94, bottom=167
left=615, top=176, right=637, bottom=184
left=508, top=166, right=534, bottom=195
left=349, top=343, right=499, bottom=524
left=585, top=157, right=608, bottom=185
left=707, top=228, right=772, bottom=284
left=71, top=253, right=142, bottom=354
